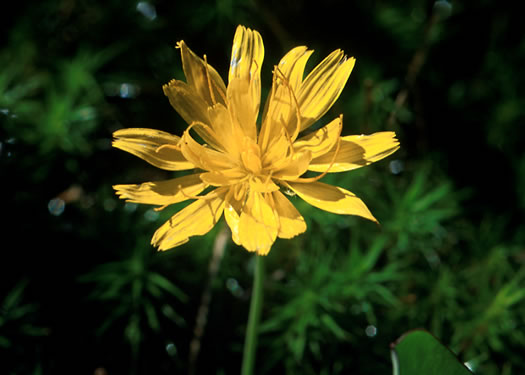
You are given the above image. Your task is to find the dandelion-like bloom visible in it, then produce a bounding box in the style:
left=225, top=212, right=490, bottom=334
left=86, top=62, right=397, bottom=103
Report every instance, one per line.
left=113, top=25, right=399, bottom=255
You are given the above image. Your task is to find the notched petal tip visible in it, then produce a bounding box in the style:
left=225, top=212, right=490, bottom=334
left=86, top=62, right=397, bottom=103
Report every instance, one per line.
left=153, top=236, right=190, bottom=251
left=112, top=184, right=130, bottom=201
left=339, top=54, right=356, bottom=65
left=229, top=24, right=264, bottom=82
left=291, top=48, right=356, bottom=132
left=162, top=79, right=177, bottom=93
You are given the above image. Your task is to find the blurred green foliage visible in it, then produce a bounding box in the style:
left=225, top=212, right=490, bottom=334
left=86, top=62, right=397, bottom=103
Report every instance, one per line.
left=2, top=0, right=525, bottom=374
left=79, top=244, right=187, bottom=359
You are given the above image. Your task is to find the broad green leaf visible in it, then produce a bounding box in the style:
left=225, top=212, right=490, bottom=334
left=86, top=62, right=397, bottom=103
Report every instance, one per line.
left=391, top=330, right=472, bottom=375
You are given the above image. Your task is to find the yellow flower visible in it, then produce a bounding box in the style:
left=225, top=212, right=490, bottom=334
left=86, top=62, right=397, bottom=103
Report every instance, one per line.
left=112, top=25, right=400, bottom=255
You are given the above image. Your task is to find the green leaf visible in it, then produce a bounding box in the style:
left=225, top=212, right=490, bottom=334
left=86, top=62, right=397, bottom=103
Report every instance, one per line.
left=149, top=273, right=187, bottom=302
left=391, top=330, right=472, bottom=375
left=320, top=313, right=347, bottom=340
left=144, top=302, right=160, bottom=332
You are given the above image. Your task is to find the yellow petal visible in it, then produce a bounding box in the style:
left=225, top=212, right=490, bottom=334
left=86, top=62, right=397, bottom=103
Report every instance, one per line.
left=285, top=181, right=378, bottom=223
left=200, top=168, right=246, bottom=187
left=162, top=79, right=209, bottom=125
left=293, top=115, right=342, bottom=159
left=228, top=26, right=264, bottom=141
left=272, top=150, right=312, bottom=180
left=223, top=185, right=247, bottom=246
left=259, top=69, right=301, bottom=152
left=249, top=176, right=280, bottom=193
left=113, top=173, right=207, bottom=206
left=227, top=78, right=258, bottom=141
left=162, top=80, right=223, bottom=151
left=112, top=128, right=194, bottom=171
left=308, top=131, right=400, bottom=173
left=180, top=127, right=236, bottom=171
left=229, top=25, right=264, bottom=87
left=270, top=191, right=307, bottom=239
left=261, top=130, right=292, bottom=169
left=207, top=103, right=243, bottom=158
left=151, top=187, right=227, bottom=251
left=257, top=47, right=312, bottom=144
left=238, top=190, right=278, bottom=255
left=276, top=46, right=314, bottom=94
left=297, top=51, right=355, bottom=131
left=178, top=40, right=227, bottom=107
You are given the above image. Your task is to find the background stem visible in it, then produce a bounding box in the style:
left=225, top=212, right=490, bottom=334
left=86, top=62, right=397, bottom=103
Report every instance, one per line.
left=188, top=225, right=229, bottom=375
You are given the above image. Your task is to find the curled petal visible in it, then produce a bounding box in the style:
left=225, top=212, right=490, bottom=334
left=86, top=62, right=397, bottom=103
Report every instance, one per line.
left=309, top=131, right=400, bottom=173
left=113, top=173, right=207, bottom=206
left=151, top=187, right=227, bottom=251
left=285, top=181, right=377, bottom=223
left=112, top=128, right=193, bottom=171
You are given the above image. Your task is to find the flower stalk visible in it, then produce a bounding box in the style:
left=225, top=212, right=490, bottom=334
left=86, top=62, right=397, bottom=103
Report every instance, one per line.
left=241, top=254, right=265, bottom=375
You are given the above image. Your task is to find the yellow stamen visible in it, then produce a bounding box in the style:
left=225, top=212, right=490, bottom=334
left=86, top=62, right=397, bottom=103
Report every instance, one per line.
left=155, top=143, right=182, bottom=153
left=274, top=66, right=302, bottom=141
left=203, top=54, right=228, bottom=105
left=185, top=121, right=215, bottom=138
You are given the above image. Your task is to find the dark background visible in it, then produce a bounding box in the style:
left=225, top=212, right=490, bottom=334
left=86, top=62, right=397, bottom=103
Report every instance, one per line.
left=2, top=0, right=524, bottom=374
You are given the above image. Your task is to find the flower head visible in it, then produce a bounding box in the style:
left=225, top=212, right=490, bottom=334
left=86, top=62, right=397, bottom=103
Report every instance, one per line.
left=113, top=25, right=400, bottom=255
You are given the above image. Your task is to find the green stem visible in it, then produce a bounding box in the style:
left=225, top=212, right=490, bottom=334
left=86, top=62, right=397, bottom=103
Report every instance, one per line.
left=241, top=254, right=265, bottom=375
